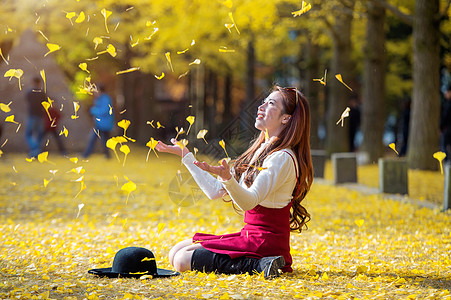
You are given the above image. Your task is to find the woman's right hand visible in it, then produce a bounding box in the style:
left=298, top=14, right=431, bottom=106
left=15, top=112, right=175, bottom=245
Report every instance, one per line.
left=155, top=138, right=189, bottom=157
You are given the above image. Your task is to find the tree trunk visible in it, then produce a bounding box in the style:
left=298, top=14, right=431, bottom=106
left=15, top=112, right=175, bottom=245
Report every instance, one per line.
left=240, top=38, right=256, bottom=141
left=326, top=1, right=356, bottom=155
left=304, top=39, right=322, bottom=149
left=361, top=0, right=386, bottom=163
left=407, top=0, right=440, bottom=170
left=222, top=71, right=233, bottom=126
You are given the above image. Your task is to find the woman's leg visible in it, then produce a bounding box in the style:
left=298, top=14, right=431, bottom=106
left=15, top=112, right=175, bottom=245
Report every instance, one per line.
left=168, top=239, right=192, bottom=266
left=172, top=243, right=203, bottom=272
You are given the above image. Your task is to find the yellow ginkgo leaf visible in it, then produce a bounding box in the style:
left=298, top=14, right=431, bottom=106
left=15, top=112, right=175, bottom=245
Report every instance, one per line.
left=335, top=74, right=353, bottom=91
left=189, top=59, right=201, bottom=66
left=155, top=72, right=165, bottom=80
left=156, top=121, right=164, bottom=129
left=157, top=222, right=166, bottom=235
left=0, top=149, right=3, bottom=157
left=313, top=69, right=327, bottom=86
left=433, top=151, right=446, bottom=174
left=389, top=143, right=399, bottom=155
left=106, top=138, right=120, bottom=162
left=265, top=128, right=270, bottom=142
left=292, top=1, right=312, bottom=17
left=175, top=127, right=185, bottom=140
left=165, top=52, right=174, bottom=72
left=336, top=107, right=350, bottom=127
left=116, top=67, right=140, bottom=75
left=41, top=100, right=52, bottom=121
left=186, top=116, right=195, bottom=135
left=193, top=147, right=198, bottom=157
left=43, top=178, right=52, bottom=188
left=4, top=69, right=23, bottom=90
left=219, top=47, right=235, bottom=53
left=71, top=102, right=80, bottom=119
left=37, top=151, right=49, bottom=163
left=75, top=11, right=85, bottom=23
left=111, top=136, right=128, bottom=143
left=225, top=23, right=234, bottom=34
left=177, top=48, right=189, bottom=54
left=355, top=219, right=364, bottom=227
left=120, top=144, right=130, bottom=166
left=5, top=115, right=18, bottom=124
left=101, top=8, right=112, bottom=33
left=65, top=11, right=76, bottom=25
left=197, top=129, right=208, bottom=144
left=59, top=126, right=68, bottom=137
left=26, top=157, right=35, bottom=162
left=118, top=119, right=131, bottom=136
left=219, top=139, right=229, bottom=158
left=0, top=101, right=12, bottom=113
left=228, top=12, right=240, bottom=35
left=0, top=48, right=9, bottom=65
left=76, top=203, right=84, bottom=218
left=146, top=137, right=159, bottom=161
left=40, top=69, right=46, bottom=93
left=176, top=139, right=188, bottom=151
left=121, top=176, right=136, bottom=204
left=69, top=157, right=78, bottom=164
left=44, top=43, right=61, bottom=57
left=93, top=37, right=103, bottom=49
left=79, top=63, right=90, bottom=73
left=106, top=44, right=116, bottom=57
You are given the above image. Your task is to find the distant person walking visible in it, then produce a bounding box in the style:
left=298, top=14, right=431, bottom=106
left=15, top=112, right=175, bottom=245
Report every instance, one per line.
left=25, top=77, right=46, bottom=158
left=43, top=105, right=67, bottom=156
left=82, top=85, right=114, bottom=158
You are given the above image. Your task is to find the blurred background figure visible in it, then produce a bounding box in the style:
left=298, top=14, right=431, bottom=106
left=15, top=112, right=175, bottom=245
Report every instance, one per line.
left=43, top=104, right=67, bottom=156
left=82, top=84, right=114, bottom=158
left=348, top=94, right=361, bottom=152
left=25, top=77, right=46, bottom=158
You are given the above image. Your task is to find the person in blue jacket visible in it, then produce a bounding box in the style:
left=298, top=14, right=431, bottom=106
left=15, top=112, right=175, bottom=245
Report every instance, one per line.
left=82, top=84, right=114, bottom=158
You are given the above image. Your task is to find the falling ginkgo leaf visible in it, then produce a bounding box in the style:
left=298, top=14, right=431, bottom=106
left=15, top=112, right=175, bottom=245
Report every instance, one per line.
left=118, top=119, right=131, bottom=136
left=433, top=151, right=446, bottom=175
left=43, top=178, right=52, bottom=188
left=225, top=23, right=234, bottom=34
left=165, top=52, right=174, bottom=72
left=189, top=59, right=201, bottom=66
left=116, top=67, right=140, bottom=75
left=121, top=176, right=136, bottom=204
left=177, top=48, right=189, bottom=54
left=76, top=203, right=84, bottom=218
left=71, top=102, right=80, bottom=119
left=120, top=144, right=130, bottom=166
left=4, top=69, right=23, bottom=90
left=41, top=100, right=52, bottom=121
left=59, top=126, right=68, bottom=138
left=0, top=101, right=12, bottom=113
left=193, top=147, right=198, bottom=157
left=355, top=219, right=364, bottom=227
left=75, top=11, right=85, bottom=23
left=335, top=74, right=353, bottom=91
left=65, top=11, right=76, bottom=24
left=146, top=138, right=159, bottom=161
left=197, top=129, right=208, bottom=144
left=228, top=12, right=240, bottom=35
left=0, top=48, right=9, bottom=65
left=177, top=139, right=188, bottom=152
left=37, top=151, right=54, bottom=165
left=5, top=115, right=18, bottom=124
left=157, top=222, right=166, bottom=235
left=389, top=143, right=399, bottom=155
left=40, top=69, right=46, bottom=93
left=175, top=127, right=184, bottom=140
left=93, top=37, right=103, bottom=49
left=69, top=157, right=78, bottom=164
left=101, top=8, right=112, bottom=33
left=186, top=116, right=195, bottom=135
left=219, top=139, right=229, bottom=158
left=336, top=107, right=350, bottom=127
left=79, top=63, right=90, bottom=73
left=106, top=138, right=120, bottom=162
left=292, top=1, right=312, bottom=17
left=219, top=47, right=235, bottom=53
left=313, top=69, right=327, bottom=86
left=44, top=43, right=61, bottom=57
left=155, top=72, right=165, bottom=80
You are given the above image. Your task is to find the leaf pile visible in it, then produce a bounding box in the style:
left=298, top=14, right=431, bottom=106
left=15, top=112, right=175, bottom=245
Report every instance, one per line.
left=0, top=150, right=450, bottom=299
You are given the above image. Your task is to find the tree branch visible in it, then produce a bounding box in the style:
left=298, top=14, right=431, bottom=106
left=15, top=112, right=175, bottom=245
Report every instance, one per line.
left=373, top=0, right=413, bottom=26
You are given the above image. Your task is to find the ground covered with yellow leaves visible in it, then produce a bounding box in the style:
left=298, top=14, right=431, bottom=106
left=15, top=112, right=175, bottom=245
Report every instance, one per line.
left=1, top=149, right=450, bottom=299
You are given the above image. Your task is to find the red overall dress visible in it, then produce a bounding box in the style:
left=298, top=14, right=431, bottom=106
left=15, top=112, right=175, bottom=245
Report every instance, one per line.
left=193, top=203, right=293, bottom=272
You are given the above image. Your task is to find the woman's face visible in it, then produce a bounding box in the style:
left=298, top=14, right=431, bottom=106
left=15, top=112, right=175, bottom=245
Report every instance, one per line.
left=255, top=91, right=290, bottom=137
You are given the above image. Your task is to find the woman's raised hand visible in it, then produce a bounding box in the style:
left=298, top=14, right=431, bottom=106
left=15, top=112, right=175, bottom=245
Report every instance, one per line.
left=155, top=138, right=189, bottom=157
left=194, top=159, right=232, bottom=181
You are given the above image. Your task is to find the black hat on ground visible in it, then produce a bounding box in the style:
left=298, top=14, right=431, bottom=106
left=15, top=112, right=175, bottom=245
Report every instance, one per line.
left=88, top=247, right=179, bottom=278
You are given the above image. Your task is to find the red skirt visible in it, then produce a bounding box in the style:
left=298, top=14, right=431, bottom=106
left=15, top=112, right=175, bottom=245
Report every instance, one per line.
left=193, top=204, right=293, bottom=273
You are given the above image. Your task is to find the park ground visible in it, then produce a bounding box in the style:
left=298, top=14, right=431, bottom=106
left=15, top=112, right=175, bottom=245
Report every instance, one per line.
left=0, top=148, right=450, bottom=299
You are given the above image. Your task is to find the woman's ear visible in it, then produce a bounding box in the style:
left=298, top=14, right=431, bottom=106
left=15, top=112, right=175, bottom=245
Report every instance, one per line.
left=282, top=115, right=291, bottom=124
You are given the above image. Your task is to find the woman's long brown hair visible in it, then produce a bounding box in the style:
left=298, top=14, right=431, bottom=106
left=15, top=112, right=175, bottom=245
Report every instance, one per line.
left=231, top=86, right=313, bottom=232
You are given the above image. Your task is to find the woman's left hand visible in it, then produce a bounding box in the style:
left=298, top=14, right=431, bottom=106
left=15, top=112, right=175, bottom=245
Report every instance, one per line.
left=194, top=159, right=232, bottom=181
